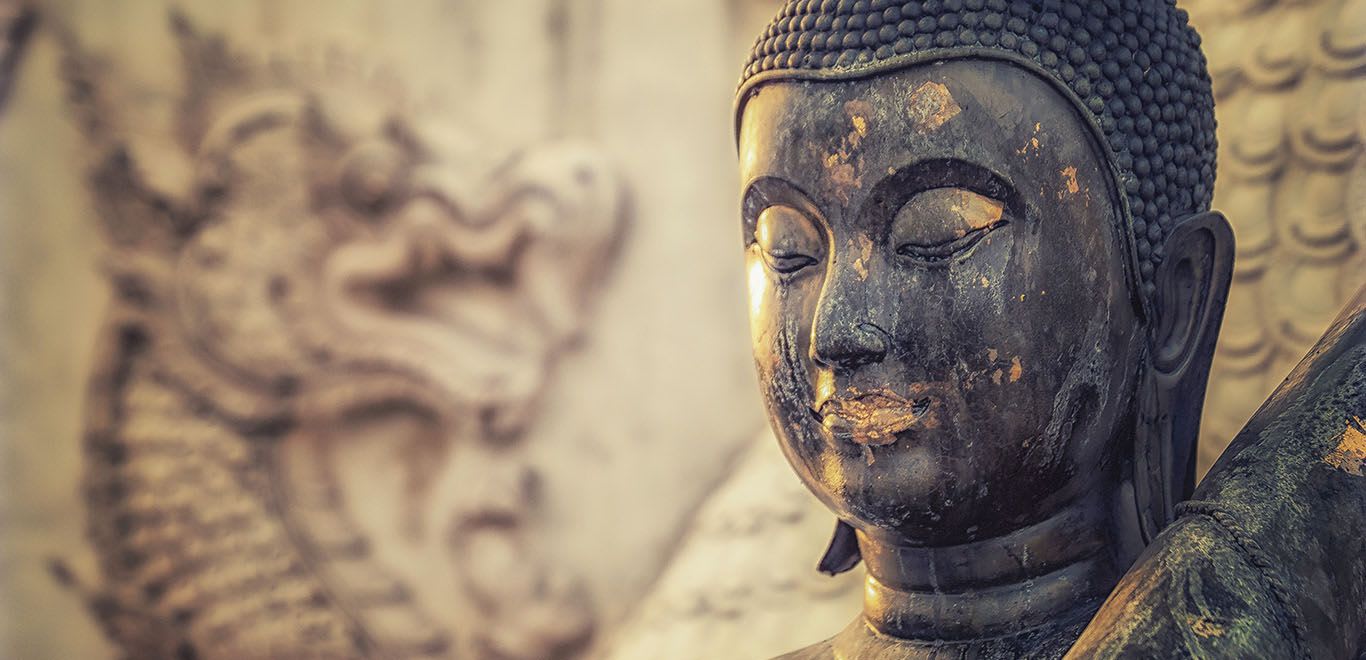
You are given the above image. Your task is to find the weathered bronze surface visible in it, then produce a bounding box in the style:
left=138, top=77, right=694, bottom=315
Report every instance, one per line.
left=1073, top=288, right=1366, bottom=659
left=736, top=1, right=1365, bottom=657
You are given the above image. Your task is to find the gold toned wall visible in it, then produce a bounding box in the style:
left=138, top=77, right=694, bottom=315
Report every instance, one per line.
left=0, top=1, right=1360, bottom=659
left=1184, top=0, right=1366, bottom=469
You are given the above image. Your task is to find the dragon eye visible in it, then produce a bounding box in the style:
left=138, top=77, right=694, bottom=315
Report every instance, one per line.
left=339, top=141, right=407, bottom=216
left=754, top=205, right=825, bottom=274
left=891, top=187, right=1007, bottom=265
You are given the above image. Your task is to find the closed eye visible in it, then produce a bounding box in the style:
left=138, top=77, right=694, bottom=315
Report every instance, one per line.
left=897, top=219, right=1008, bottom=264
left=753, top=204, right=826, bottom=276
left=762, top=251, right=819, bottom=273
left=890, top=187, right=1008, bottom=267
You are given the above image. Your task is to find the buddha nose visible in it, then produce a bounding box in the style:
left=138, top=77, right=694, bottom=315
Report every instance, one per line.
left=811, top=244, right=890, bottom=370
left=813, top=318, right=889, bottom=370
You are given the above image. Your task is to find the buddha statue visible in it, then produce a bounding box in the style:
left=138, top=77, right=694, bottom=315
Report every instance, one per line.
left=735, top=1, right=1366, bottom=657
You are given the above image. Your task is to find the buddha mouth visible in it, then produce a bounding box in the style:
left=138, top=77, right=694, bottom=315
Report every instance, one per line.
left=814, top=388, right=934, bottom=446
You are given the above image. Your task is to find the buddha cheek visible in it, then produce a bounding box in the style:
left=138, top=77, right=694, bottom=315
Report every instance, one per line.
left=751, top=284, right=832, bottom=485
left=748, top=267, right=800, bottom=394
left=747, top=255, right=779, bottom=351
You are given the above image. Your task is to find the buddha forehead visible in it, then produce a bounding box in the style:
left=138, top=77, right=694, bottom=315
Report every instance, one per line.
left=739, top=59, right=1118, bottom=225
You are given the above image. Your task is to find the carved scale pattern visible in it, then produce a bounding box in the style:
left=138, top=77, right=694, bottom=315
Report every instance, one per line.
left=1185, top=0, right=1366, bottom=469
left=82, top=322, right=399, bottom=658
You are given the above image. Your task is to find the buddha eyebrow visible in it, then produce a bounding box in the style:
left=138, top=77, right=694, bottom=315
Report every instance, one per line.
left=890, top=159, right=1011, bottom=199
left=862, top=158, right=1020, bottom=217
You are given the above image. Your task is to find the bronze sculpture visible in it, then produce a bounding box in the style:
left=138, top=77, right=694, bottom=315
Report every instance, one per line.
left=735, top=0, right=1366, bottom=657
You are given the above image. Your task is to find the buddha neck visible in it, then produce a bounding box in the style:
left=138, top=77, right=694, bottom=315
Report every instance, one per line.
left=855, top=495, right=1127, bottom=643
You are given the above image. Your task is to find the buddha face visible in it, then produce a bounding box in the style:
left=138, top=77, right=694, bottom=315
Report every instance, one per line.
left=739, top=60, right=1146, bottom=545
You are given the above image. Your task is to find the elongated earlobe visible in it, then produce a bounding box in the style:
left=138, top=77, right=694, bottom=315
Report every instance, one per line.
left=1133, top=211, right=1235, bottom=540
left=817, top=520, right=862, bottom=576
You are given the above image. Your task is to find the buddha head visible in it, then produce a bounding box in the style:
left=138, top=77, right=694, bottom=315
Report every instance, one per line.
left=736, top=0, right=1232, bottom=556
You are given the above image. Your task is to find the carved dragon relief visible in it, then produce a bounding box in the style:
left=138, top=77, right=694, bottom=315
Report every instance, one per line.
left=52, top=13, right=626, bottom=660
left=0, top=0, right=33, bottom=112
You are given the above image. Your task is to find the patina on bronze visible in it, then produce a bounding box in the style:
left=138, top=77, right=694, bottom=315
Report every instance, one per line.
left=736, top=1, right=1365, bottom=657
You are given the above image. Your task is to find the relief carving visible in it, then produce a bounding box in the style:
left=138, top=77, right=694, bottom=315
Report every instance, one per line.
left=51, top=12, right=626, bottom=659
left=0, top=0, right=33, bottom=111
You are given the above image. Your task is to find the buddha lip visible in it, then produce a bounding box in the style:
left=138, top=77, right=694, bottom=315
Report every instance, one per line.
left=814, top=390, right=933, bottom=446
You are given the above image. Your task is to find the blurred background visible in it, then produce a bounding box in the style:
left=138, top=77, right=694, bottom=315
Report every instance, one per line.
left=0, top=1, right=1360, bottom=658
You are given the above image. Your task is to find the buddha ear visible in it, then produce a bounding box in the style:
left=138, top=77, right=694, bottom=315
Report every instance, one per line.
left=817, top=520, right=862, bottom=576
left=1133, top=211, right=1234, bottom=536
left=1149, top=211, right=1234, bottom=378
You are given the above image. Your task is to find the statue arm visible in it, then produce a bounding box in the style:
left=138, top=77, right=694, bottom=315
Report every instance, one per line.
left=1071, top=286, right=1366, bottom=659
